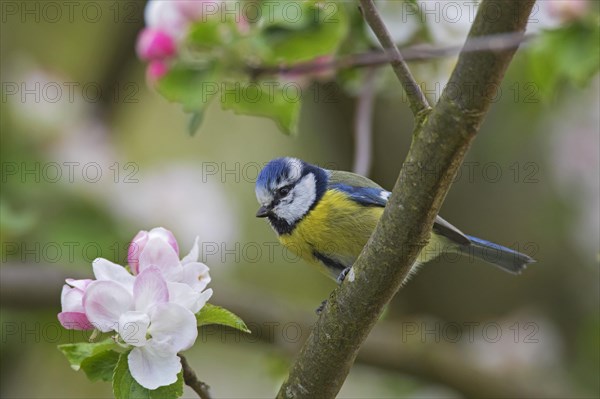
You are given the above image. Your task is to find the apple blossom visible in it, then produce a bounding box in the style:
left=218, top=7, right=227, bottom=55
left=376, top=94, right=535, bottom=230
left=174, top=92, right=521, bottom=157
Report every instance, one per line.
left=58, top=227, right=214, bottom=389
left=128, top=229, right=212, bottom=303
left=84, top=267, right=198, bottom=389
left=137, top=1, right=250, bottom=88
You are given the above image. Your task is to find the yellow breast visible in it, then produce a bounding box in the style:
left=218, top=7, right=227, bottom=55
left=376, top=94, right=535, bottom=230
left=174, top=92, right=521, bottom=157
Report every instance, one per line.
left=279, top=189, right=384, bottom=277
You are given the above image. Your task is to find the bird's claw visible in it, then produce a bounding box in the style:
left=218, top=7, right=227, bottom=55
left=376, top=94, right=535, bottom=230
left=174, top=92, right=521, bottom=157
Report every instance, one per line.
left=336, top=267, right=351, bottom=284
left=315, top=299, right=327, bottom=315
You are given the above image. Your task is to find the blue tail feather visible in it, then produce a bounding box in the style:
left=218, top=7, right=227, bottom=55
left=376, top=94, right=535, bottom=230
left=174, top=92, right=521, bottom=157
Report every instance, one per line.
left=465, top=235, right=535, bottom=274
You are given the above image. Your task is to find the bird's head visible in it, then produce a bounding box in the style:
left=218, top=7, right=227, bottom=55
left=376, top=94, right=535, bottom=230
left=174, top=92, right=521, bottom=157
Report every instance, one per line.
left=255, top=157, right=328, bottom=234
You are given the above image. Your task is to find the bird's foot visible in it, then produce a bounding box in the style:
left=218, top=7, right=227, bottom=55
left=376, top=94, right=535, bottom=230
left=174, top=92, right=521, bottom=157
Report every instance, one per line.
left=315, top=299, right=327, bottom=315
left=336, top=267, right=352, bottom=285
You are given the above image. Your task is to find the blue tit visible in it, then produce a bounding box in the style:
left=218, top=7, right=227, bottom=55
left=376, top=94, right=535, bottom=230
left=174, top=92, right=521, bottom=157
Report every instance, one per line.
left=255, top=157, right=535, bottom=283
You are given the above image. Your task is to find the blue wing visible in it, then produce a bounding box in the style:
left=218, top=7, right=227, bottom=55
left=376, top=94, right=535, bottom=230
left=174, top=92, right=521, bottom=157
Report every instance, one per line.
left=327, top=169, right=471, bottom=246
left=329, top=183, right=389, bottom=207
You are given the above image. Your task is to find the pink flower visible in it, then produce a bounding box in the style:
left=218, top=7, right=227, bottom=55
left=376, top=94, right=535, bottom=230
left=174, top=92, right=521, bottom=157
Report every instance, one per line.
left=57, top=279, right=94, bottom=330
left=128, top=227, right=179, bottom=274
left=136, top=28, right=177, bottom=61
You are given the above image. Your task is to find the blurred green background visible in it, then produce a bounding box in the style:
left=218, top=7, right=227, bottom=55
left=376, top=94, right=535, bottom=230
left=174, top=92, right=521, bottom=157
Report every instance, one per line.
left=1, top=1, right=598, bottom=398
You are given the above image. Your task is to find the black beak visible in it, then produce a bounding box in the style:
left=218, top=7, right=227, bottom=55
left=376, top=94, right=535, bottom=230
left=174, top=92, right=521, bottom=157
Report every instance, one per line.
left=256, top=206, right=270, bottom=218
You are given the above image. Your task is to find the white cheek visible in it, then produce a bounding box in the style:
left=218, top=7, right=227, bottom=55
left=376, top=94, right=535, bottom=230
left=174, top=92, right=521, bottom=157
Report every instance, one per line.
left=256, top=187, right=272, bottom=206
left=273, top=174, right=316, bottom=224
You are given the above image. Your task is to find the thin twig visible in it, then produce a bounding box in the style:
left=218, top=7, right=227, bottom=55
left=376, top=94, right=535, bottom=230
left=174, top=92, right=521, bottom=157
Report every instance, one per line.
left=358, top=0, right=430, bottom=117
left=353, top=67, right=377, bottom=177
left=247, top=32, right=533, bottom=79
left=179, top=354, right=212, bottom=399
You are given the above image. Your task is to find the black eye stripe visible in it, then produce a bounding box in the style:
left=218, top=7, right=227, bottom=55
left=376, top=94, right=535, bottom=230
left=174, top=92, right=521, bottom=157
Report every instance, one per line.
left=276, top=184, right=293, bottom=198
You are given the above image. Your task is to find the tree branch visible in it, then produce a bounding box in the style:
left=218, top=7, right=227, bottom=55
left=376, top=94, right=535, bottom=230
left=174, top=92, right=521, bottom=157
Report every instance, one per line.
left=179, top=354, right=212, bottom=399
left=247, top=32, right=533, bottom=79
left=276, top=1, right=536, bottom=398
left=358, top=0, right=430, bottom=118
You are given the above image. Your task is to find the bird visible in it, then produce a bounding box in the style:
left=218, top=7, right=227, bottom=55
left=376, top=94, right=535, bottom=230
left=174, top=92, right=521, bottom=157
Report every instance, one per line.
left=255, top=157, right=535, bottom=284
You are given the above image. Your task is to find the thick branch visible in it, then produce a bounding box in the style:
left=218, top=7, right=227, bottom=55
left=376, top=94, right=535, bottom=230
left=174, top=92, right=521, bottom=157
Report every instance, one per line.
left=358, top=0, right=430, bottom=117
left=179, top=354, right=212, bottom=399
left=277, top=1, right=536, bottom=398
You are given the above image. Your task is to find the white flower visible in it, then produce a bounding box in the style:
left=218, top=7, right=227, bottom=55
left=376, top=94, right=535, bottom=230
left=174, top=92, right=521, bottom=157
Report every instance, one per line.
left=128, top=227, right=213, bottom=313
left=83, top=267, right=198, bottom=389
left=59, top=227, right=213, bottom=389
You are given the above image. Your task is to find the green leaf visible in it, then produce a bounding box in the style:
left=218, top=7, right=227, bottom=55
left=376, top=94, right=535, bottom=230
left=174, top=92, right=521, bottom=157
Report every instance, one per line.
left=81, top=349, right=120, bottom=382
left=57, top=338, right=117, bottom=371
left=188, top=19, right=224, bottom=48
left=157, top=65, right=219, bottom=113
left=528, top=21, right=600, bottom=99
left=220, top=81, right=301, bottom=135
left=258, top=1, right=314, bottom=31
left=259, top=1, right=349, bottom=63
left=196, top=303, right=251, bottom=333
left=113, top=352, right=183, bottom=399
left=188, top=111, right=205, bottom=136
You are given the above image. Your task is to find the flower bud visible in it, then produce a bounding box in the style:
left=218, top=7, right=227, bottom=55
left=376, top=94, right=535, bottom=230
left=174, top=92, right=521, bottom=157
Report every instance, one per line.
left=57, top=279, right=93, bottom=330
left=136, top=28, right=177, bottom=61
left=128, top=227, right=179, bottom=274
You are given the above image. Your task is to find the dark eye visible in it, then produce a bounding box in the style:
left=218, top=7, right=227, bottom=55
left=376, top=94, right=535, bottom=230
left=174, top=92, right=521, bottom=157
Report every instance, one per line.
left=278, top=186, right=291, bottom=197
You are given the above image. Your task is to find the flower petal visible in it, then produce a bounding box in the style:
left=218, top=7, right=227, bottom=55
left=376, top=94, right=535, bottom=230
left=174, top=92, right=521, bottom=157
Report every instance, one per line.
left=133, top=267, right=169, bottom=313
left=148, top=227, right=179, bottom=255
left=61, top=284, right=85, bottom=313
left=128, top=344, right=181, bottom=390
left=181, top=261, right=211, bottom=291
left=83, top=281, right=133, bottom=332
left=148, top=303, right=197, bottom=352
left=65, top=278, right=93, bottom=291
left=128, top=230, right=149, bottom=275
left=58, top=312, right=93, bottom=330
left=144, top=0, right=190, bottom=41
left=118, top=311, right=150, bottom=347
left=166, top=282, right=211, bottom=314
left=136, top=28, right=176, bottom=61
left=181, top=236, right=199, bottom=265
left=138, top=238, right=182, bottom=281
left=92, top=258, right=134, bottom=292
